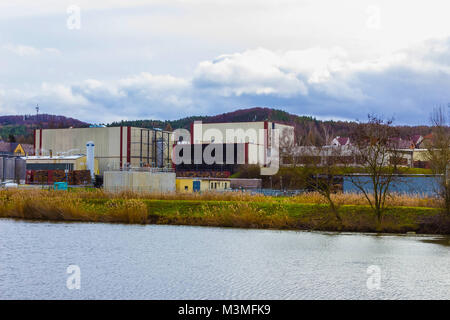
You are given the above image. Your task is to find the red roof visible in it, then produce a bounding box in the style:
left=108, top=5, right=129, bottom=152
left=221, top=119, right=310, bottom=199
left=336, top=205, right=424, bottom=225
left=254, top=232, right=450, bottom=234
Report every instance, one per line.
left=336, top=137, right=349, bottom=145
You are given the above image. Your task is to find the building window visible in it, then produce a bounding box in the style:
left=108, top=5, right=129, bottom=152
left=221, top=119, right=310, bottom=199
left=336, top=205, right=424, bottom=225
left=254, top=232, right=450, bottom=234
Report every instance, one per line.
left=184, top=186, right=188, bottom=191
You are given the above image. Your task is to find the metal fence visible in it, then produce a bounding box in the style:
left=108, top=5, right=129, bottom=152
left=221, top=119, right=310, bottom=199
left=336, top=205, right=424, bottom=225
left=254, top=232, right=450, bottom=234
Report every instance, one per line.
left=112, top=166, right=175, bottom=173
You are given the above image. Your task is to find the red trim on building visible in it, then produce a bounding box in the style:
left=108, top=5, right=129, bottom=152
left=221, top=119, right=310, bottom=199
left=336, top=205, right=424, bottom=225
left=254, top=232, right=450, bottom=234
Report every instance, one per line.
left=120, top=126, right=123, bottom=168
left=190, top=122, right=194, bottom=144
left=264, top=121, right=268, bottom=166
left=33, top=129, right=36, bottom=155
left=245, top=142, right=249, bottom=164
left=172, top=143, right=176, bottom=169
left=127, top=126, right=131, bottom=165
left=39, top=129, right=42, bottom=156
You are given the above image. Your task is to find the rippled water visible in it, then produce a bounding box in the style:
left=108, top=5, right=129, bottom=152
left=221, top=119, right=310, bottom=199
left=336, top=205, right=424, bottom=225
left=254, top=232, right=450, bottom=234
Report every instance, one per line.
left=0, top=219, right=449, bottom=300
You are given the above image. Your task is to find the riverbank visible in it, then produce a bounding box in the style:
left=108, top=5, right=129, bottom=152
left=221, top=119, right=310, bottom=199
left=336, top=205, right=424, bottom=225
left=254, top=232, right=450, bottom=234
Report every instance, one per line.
left=1, top=190, right=449, bottom=234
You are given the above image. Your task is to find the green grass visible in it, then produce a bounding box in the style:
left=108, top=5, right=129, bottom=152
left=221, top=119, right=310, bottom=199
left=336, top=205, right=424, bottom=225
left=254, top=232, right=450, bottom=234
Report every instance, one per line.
left=0, top=190, right=448, bottom=234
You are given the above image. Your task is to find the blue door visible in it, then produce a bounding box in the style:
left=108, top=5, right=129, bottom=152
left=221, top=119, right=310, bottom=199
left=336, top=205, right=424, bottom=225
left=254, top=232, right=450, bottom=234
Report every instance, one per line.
left=193, top=180, right=200, bottom=192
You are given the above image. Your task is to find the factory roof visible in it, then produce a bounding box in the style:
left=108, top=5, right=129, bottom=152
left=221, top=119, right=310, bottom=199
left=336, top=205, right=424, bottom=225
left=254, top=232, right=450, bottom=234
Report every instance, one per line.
left=22, top=155, right=86, bottom=160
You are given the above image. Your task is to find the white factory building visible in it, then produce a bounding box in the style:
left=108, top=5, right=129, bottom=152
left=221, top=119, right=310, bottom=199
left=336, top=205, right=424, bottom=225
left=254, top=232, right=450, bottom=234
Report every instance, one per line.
left=189, top=121, right=294, bottom=166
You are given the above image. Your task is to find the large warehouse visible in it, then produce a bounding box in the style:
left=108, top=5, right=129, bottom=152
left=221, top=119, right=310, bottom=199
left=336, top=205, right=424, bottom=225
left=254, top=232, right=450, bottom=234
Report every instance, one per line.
left=34, top=126, right=173, bottom=174
left=174, top=120, right=295, bottom=176
left=190, top=120, right=294, bottom=166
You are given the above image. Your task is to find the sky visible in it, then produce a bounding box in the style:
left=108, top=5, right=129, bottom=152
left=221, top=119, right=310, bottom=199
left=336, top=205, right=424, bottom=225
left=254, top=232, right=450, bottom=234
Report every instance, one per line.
left=1, top=0, right=450, bottom=125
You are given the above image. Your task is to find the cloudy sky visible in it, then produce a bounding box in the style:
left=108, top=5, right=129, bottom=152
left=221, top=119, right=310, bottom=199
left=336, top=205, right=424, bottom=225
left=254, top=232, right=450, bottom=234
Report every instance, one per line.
left=1, top=0, right=450, bottom=124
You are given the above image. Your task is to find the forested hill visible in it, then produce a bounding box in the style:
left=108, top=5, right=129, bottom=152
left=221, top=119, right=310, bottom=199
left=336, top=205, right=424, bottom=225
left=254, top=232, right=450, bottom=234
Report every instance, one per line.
left=108, top=107, right=433, bottom=145
left=0, top=114, right=89, bottom=143
left=1, top=108, right=433, bottom=145
left=108, top=107, right=313, bottom=130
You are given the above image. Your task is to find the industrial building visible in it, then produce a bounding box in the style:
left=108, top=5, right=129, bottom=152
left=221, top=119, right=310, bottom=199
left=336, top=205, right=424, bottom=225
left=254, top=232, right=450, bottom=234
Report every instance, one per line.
left=24, top=155, right=99, bottom=173
left=34, top=126, right=172, bottom=174
left=191, top=120, right=294, bottom=153
left=173, top=121, right=295, bottom=176
left=176, top=177, right=231, bottom=193
left=174, top=142, right=249, bottom=176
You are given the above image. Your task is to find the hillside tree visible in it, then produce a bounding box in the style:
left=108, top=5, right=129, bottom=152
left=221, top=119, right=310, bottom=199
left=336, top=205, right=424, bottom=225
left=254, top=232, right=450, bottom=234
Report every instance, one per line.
left=349, top=115, right=401, bottom=224
left=426, top=106, right=450, bottom=214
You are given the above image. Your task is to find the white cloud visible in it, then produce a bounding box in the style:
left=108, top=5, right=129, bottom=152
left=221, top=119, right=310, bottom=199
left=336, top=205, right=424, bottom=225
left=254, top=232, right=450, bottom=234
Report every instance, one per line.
left=1, top=4, right=450, bottom=125
left=1, top=38, right=450, bottom=123
left=4, top=44, right=40, bottom=56
left=3, top=44, right=60, bottom=56
left=41, top=82, right=88, bottom=106
left=194, top=48, right=308, bottom=97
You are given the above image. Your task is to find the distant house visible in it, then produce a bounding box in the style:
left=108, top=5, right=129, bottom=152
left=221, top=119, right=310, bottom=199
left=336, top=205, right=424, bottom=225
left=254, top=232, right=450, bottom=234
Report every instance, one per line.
left=388, top=137, right=415, bottom=149
left=331, top=136, right=350, bottom=147
left=411, top=135, right=424, bottom=148
left=0, top=141, right=34, bottom=156
left=419, top=133, right=433, bottom=149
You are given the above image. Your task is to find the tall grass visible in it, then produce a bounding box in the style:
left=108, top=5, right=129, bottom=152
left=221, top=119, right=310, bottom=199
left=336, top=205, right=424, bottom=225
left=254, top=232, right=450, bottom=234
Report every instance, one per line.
left=289, top=192, right=441, bottom=208
left=0, top=189, right=447, bottom=234
left=0, top=190, right=148, bottom=224
left=0, top=189, right=439, bottom=206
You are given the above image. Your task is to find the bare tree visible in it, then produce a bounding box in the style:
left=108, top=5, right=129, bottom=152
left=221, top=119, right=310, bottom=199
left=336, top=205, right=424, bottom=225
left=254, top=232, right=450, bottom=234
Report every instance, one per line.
left=301, top=144, right=348, bottom=222
left=280, top=126, right=310, bottom=168
left=426, top=106, right=450, bottom=214
left=321, top=123, right=334, bottom=146
left=290, top=123, right=344, bottom=222
left=349, top=115, right=400, bottom=224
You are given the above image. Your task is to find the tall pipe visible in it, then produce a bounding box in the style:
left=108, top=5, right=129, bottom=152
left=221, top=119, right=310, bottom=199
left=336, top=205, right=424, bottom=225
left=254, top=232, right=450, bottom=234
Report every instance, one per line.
left=86, top=141, right=95, bottom=180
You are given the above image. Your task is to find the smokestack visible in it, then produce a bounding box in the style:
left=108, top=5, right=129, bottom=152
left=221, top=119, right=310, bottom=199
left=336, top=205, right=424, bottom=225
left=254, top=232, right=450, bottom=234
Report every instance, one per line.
left=86, top=141, right=95, bottom=180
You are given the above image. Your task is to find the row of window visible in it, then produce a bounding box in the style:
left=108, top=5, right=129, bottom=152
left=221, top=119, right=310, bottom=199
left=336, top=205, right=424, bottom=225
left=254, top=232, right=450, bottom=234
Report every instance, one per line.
left=210, top=181, right=228, bottom=189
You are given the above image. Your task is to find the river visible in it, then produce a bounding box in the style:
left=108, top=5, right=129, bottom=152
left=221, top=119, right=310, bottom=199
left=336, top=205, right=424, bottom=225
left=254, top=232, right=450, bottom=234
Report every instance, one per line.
left=0, top=219, right=449, bottom=300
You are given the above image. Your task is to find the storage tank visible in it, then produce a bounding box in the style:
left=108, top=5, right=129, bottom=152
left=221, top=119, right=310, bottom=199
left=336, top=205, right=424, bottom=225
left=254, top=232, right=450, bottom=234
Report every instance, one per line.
left=15, top=158, right=26, bottom=184
left=0, top=157, right=3, bottom=181
left=3, top=157, right=16, bottom=180
left=86, top=141, right=95, bottom=179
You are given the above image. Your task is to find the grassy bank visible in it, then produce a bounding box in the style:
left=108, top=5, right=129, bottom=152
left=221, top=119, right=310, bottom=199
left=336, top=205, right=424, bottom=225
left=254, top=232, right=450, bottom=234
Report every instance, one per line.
left=0, top=190, right=449, bottom=234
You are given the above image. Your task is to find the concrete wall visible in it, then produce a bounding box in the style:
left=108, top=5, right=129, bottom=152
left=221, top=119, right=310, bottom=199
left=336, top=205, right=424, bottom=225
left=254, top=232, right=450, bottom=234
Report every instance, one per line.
left=104, top=171, right=175, bottom=193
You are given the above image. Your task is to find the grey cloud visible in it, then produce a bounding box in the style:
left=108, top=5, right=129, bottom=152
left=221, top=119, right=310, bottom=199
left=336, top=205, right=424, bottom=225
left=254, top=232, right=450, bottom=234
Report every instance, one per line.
left=2, top=39, right=450, bottom=124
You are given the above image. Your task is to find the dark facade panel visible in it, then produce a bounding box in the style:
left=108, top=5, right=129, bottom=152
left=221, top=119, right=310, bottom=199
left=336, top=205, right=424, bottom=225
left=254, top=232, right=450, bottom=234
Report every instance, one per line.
left=174, top=143, right=247, bottom=174
left=26, top=163, right=74, bottom=171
